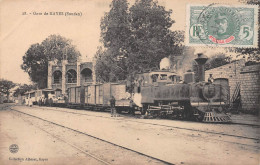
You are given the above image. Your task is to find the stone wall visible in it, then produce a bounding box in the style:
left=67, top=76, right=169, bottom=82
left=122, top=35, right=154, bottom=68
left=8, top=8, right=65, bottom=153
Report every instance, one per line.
left=240, top=65, right=260, bottom=114
left=205, top=60, right=245, bottom=100
left=205, top=60, right=260, bottom=114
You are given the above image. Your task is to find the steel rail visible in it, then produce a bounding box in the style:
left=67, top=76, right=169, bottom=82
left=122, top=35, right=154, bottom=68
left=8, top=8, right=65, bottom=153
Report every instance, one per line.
left=30, top=106, right=260, bottom=141
left=11, top=108, right=174, bottom=165
left=20, top=114, right=111, bottom=165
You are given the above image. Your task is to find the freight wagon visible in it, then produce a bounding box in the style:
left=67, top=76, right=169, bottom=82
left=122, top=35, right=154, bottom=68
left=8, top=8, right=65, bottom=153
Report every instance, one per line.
left=67, top=83, right=133, bottom=112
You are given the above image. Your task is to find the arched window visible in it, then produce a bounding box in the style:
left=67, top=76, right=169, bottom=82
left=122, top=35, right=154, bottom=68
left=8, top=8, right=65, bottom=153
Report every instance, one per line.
left=81, top=68, right=92, bottom=82
left=53, top=70, right=62, bottom=84
left=66, top=69, right=77, bottom=83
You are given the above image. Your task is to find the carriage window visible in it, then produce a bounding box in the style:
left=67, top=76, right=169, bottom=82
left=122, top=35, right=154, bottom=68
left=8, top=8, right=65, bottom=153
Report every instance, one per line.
left=151, top=74, right=159, bottom=82
left=176, top=76, right=181, bottom=82
left=169, top=75, right=175, bottom=82
left=160, top=74, right=167, bottom=80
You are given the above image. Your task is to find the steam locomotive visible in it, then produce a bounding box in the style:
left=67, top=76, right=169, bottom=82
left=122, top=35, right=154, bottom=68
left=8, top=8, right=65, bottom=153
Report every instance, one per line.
left=131, top=53, right=231, bottom=122
left=66, top=53, right=231, bottom=123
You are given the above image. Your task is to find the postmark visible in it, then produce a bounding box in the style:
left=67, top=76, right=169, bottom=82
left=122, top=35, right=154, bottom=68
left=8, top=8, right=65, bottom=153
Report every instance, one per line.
left=186, top=4, right=258, bottom=47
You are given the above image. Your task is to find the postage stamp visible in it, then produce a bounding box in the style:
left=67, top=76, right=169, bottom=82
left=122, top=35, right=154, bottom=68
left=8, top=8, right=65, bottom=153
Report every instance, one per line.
left=186, top=4, right=259, bottom=47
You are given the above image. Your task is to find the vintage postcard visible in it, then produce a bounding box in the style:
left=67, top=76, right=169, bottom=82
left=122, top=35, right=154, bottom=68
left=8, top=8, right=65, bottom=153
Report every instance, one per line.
left=0, top=0, right=259, bottom=165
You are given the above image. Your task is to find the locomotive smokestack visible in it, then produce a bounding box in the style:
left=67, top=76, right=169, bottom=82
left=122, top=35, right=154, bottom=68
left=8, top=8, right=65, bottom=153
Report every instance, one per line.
left=195, top=53, right=208, bottom=82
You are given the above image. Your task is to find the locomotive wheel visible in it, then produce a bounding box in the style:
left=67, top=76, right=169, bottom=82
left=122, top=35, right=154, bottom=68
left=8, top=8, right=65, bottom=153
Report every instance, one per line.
left=141, top=108, right=147, bottom=115
left=128, top=108, right=135, bottom=115
left=141, top=104, right=148, bottom=115
left=117, top=109, right=122, bottom=114
left=194, top=113, right=204, bottom=122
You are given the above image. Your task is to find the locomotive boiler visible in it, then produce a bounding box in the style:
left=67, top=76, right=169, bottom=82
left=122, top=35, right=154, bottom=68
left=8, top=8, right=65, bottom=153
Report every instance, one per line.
left=132, top=53, right=231, bottom=123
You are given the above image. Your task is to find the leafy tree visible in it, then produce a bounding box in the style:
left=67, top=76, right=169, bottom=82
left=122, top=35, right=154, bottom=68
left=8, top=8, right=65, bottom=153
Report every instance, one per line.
left=96, top=0, right=184, bottom=82
left=98, top=0, right=130, bottom=81
left=21, top=43, right=47, bottom=89
left=21, top=34, right=81, bottom=88
left=0, top=79, right=16, bottom=102
left=95, top=47, right=114, bottom=82
left=13, top=84, right=37, bottom=97
left=41, top=35, right=81, bottom=62
left=205, top=53, right=231, bottom=70
left=101, top=0, right=130, bottom=50
left=128, top=0, right=177, bottom=70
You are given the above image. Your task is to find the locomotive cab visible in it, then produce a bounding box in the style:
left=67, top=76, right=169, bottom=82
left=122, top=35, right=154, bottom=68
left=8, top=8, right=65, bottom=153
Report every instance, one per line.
left=149, top=71, right=181, bottom=85
left=135, top=70, right=181, bottom=87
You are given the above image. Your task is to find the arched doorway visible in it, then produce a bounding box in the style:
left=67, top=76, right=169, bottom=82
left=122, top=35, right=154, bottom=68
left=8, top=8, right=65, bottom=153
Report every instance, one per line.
left=81, top=68, right=92, bottom=83
left=66, top=69, right=77, bottom=83
left=53, top=70, right=62, bottom=84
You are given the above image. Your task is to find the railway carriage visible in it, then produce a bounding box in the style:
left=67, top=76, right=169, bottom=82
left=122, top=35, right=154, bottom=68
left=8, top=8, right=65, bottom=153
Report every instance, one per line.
left=24, top=89, right=64, bottom=106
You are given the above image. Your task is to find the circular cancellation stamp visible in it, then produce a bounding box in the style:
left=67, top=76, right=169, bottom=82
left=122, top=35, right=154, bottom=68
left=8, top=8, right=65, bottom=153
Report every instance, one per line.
left=186, top=4, right=258, bottom=47
left=9, top=144, right=19, bottom=153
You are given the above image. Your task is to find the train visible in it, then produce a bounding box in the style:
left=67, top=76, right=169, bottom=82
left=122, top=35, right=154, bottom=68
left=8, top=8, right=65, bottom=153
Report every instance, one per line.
left=24, top=53, right=231, bottom=123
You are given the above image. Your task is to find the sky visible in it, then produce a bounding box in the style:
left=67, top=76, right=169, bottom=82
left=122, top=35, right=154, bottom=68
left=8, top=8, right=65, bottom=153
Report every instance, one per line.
left=0, top=0, right=242, bottom=84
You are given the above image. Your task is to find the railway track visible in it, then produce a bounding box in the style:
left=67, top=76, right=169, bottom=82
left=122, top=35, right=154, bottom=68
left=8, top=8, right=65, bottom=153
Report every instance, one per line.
left=29, top=106, right=260, bottom=142
left=43, top=105, right=260, bottom=127
left=10, top=108, right=174, bottom=165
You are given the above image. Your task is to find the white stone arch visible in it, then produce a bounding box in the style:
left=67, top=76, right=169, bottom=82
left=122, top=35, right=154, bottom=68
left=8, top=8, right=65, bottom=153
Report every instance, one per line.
left=52, top=70, right=62, bottom=84
left=81, top=68, right=92, bottom=83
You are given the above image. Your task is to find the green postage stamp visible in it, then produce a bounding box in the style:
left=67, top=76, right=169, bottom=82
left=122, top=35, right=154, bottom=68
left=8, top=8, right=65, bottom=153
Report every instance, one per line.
left=186, top=4, right=258, bottom=47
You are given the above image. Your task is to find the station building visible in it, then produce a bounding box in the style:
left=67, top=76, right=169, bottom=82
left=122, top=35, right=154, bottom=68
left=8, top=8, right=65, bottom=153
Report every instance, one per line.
left=47, top=59, right=95, bottom=95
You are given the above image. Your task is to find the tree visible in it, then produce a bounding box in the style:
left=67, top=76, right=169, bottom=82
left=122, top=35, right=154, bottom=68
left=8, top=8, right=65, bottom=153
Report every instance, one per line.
left=21, top=34, right=81, bottom=88
left=0, top=79, right=16, bottom=102
left=205, top=53, right=231, bottom=70
left=21, top=43, right=47, bottom=89
left=128, top=0, right=177, bottom=71
left=13, top=84, right=37, bottom=97
left=96, top=0, right=184, bottom=82
left=101, top=0, right=130, bottom=50
left=95, top=47, right=116, bottom=82
left=99, top=0, right=130, bottom=81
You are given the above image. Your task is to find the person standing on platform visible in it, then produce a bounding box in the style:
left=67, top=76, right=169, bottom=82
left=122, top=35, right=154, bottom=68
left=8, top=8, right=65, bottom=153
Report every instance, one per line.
left=28, top=97, right=33, bottom=107
left=129, top=99, right=135, bottom=116
left=110, top=96, right=116, bottom=117
left=39, top=97, right=42, bottom=106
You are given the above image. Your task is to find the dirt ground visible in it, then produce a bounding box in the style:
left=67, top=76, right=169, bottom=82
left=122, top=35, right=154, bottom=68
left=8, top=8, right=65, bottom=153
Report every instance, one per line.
left=1, top=105, right=259, bottom=165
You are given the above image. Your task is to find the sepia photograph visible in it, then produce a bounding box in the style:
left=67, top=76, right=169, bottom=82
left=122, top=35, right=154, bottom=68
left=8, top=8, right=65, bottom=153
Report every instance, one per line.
left=0, top=0, right=259, bottom=164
